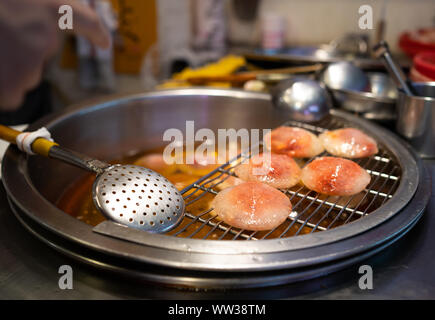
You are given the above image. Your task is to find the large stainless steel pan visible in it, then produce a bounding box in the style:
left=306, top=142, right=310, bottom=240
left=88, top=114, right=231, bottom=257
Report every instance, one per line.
left=1, top=88, right=429, bottom=289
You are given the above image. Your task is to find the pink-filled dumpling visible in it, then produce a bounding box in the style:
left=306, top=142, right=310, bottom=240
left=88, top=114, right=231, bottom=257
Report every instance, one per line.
left=212, top=181, right=292, bottom=231
left=319, top=128, right=378, bottom=158
left=234, top=153, right=301, bottom=189
left=301, top=157, right=371, bottom=196
left=264, top=126, right=324, bottom=158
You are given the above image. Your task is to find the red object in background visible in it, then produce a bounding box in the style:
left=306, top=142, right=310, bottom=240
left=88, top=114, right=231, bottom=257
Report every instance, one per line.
left=413, top=51, right=435, bottom=81
left=399, top=28, right=435, bottom=58
left=410, top=66, right=433, bottom=82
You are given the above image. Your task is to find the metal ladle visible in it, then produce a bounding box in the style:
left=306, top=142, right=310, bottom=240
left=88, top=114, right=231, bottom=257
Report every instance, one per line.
left=271, top=77, right=332, bottom=122
left=373, top=40, right=415, bottom=96
left=0, top=125, right=185, bottom=233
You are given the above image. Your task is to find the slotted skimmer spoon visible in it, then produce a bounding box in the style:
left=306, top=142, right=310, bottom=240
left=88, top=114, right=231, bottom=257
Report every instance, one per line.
left=0, top=125, right=185, bottom=233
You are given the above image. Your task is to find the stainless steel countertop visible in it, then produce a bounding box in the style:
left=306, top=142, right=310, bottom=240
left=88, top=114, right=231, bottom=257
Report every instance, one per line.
left=0, top=162, right=433, bottom=299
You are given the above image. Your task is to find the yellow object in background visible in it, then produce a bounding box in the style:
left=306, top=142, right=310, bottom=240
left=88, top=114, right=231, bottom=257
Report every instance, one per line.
left=61, top=0, right=157, bottom=74
left=110, top=0, right=157, bottom=74
left=158, top=55, right=246, bottom=88
left=173, top=55, right=246, bottom=80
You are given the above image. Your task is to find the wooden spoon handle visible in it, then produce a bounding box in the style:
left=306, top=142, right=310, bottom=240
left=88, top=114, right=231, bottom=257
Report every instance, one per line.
left=186, top=64, right=323, bottom=85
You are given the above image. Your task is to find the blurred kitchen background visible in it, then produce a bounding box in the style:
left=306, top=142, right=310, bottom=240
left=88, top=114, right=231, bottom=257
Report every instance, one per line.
left=5, top=0, right=435, bottom=125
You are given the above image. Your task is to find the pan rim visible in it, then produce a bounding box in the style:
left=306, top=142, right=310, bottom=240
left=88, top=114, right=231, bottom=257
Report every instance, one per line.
left=1, top=88, right=423, bottom=271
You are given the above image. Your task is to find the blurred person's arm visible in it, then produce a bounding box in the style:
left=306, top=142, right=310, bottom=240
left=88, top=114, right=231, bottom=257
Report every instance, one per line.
left=0, top=0, right=110, bottom=110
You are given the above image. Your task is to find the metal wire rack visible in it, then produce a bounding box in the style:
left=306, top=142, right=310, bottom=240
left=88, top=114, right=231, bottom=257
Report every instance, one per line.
left=165, top=116, right=402, bottom=241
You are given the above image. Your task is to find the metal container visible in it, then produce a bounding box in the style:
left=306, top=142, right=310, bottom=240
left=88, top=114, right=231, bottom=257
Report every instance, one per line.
left=396, top=82, right=435, bottom=158
left=328, top=72, right=397, bottom=116
left=1, top=88, right=429, bottom=289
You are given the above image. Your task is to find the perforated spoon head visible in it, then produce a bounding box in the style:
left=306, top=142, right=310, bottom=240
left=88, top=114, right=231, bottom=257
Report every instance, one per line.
left=92, top=164, right=185, bottom=233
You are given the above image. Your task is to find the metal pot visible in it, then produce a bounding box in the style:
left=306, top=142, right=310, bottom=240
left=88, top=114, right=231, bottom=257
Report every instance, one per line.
left=1, top=88, right=428, bottom=289
left=396, top=82, right=435, bottom=158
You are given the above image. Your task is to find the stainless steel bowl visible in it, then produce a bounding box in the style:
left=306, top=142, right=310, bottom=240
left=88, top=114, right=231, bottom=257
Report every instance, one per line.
left=321, top=61, right=369, bottom=92
left=328, top=72, right=398, bottom=116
